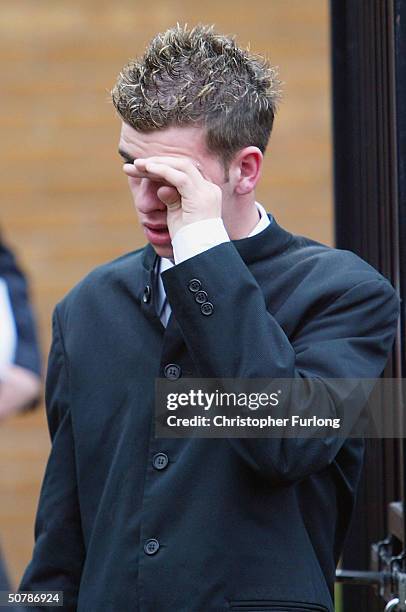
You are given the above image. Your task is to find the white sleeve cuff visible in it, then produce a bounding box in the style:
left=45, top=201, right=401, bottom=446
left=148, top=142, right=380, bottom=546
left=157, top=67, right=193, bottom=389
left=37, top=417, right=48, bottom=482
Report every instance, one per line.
left=172, top=218, right=230, bottom=264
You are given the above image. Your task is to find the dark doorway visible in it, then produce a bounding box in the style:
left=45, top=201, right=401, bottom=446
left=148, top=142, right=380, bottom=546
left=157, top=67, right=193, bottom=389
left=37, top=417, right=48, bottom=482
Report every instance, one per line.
left=331, top=0, right=406, bottom=610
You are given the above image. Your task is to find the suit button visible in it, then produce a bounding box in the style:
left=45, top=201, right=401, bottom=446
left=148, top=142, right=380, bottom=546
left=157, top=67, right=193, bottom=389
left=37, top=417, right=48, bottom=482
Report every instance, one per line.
left=153, top=452, right=169, bottom=470
left=188, top=278, right=201, bottom=293
left=143, top=285, right=151, bottom=303
left=195, top=290, right=208, bottom=304
left=201, top=302, right=214, bottom=316
left=164, top=363, right=182, bottom=380
left=144, top=538, right=160, bottom=555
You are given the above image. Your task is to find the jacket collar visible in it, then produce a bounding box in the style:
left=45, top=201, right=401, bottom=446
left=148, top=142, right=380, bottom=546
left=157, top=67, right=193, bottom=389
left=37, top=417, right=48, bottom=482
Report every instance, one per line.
left=231, top=214, right=293, bottom=265
left=141, top=214, right=293, bottom=272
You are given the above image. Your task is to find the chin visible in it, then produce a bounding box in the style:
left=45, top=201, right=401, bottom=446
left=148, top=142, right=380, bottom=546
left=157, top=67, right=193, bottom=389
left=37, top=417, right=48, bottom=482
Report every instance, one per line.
left=151, top=243, right=174, bottom=260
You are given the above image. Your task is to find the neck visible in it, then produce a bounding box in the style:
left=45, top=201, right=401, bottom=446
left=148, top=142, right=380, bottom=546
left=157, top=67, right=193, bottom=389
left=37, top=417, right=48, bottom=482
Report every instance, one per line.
left=224, top=196, right=260, bottom=240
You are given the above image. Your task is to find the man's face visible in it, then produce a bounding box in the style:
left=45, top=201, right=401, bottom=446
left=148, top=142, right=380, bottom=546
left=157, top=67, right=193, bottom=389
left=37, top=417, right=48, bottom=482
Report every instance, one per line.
left=118, top=122, right=232, bottom=259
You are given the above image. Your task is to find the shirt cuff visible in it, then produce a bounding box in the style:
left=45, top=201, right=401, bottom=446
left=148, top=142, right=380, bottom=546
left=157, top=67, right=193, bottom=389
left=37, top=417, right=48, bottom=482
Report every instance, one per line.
left=172, top=218, right=230, bottom=264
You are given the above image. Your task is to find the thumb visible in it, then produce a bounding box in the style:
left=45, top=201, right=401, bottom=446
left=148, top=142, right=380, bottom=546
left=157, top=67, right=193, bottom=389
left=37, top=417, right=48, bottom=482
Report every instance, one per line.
left=157, top=185, right=182, bottom=211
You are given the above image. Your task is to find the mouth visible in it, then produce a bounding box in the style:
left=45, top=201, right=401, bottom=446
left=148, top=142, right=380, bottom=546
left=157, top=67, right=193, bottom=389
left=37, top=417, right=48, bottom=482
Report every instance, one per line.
left=143, top=223, right=171, bottom=246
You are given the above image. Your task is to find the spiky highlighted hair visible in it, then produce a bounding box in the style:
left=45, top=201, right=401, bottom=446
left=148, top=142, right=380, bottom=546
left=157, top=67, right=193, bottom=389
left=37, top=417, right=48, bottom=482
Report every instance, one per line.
left=111, top=23, right=282, bottom=169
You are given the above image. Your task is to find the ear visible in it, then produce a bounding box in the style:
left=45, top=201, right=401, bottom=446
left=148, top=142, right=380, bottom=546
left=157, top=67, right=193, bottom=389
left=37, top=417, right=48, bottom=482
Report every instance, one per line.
left=231, top=147, right=263, bottom=195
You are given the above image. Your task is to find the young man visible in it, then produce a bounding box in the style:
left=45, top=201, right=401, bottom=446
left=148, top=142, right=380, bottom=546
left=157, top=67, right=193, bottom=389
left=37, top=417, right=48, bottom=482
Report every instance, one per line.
left=21, top=24, right=398, bottom=611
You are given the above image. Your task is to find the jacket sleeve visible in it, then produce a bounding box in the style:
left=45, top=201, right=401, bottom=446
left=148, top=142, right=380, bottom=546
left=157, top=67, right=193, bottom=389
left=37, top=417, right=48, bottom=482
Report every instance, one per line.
left=162, top=241, right=400, bottom=484
left=19, top=307, right=85, bottom=610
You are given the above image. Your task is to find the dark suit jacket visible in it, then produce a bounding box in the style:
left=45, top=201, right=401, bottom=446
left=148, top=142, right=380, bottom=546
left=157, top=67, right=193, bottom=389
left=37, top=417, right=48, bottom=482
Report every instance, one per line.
left=20, top=217, right=399, bottom=612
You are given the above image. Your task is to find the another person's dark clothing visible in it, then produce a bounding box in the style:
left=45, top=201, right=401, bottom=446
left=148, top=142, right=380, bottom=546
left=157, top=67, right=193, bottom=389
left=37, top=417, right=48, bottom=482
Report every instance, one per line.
left=0, top=236, right=41, bottom=609
left=0, top=238, right=41, bottom=378
left=20, top=217, right=398, bottom=611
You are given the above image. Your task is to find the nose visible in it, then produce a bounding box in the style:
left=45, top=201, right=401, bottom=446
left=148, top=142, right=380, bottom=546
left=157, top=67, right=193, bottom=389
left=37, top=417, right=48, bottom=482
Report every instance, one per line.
left=134, top=177, right=167, bottom=214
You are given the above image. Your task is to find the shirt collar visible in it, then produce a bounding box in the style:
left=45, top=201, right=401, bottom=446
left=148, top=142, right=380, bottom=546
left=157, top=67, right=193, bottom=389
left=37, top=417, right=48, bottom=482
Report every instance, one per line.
left=248, top=201, right=271, bottom=237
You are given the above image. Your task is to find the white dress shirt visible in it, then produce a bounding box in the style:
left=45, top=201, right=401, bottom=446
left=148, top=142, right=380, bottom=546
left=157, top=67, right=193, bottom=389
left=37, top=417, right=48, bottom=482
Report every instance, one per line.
left=156, top=202, right=271, bottom=327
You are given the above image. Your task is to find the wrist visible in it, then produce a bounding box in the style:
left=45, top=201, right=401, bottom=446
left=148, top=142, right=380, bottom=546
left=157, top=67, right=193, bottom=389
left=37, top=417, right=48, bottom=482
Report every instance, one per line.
left=172, top=218, right=230, bottom=264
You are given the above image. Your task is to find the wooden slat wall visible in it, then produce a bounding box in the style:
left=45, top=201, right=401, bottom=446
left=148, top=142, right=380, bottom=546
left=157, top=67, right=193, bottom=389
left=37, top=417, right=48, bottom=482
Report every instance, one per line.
left=0, top=0, right=331, bottom=586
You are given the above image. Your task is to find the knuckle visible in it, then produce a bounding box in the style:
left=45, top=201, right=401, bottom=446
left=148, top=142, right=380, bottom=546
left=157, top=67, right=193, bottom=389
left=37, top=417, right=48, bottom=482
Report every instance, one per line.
left=178, top=175, right=188, bottom=189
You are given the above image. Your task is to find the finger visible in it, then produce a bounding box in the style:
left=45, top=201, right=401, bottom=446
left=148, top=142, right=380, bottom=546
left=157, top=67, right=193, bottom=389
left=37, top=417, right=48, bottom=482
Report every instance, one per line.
left=123, top=163, right=169, bottom=182
left=135, top=156, right=203, bottom=179
left=123, top=163, right=143, bottom=177
left=140, top=161, right=190, bottom=194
